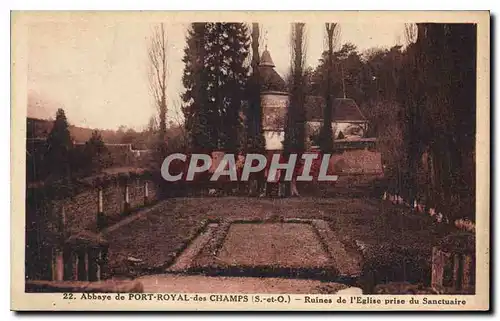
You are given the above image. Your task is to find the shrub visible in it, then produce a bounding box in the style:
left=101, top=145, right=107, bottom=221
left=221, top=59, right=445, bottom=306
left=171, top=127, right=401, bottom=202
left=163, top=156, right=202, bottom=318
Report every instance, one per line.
left=359, top=244, right=431, bottom=294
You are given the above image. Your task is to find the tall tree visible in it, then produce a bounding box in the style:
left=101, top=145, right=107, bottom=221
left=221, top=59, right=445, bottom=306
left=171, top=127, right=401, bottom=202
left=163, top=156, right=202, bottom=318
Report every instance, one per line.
left=45, top=108, right=73, bottom=179
left=246, top=23, right=266, bottom=152
left=319, top=23, right=340, bottom=152
left=147, top=115, right=158, bottom=133
left=148, top=23, right=168, bottom=152
left=83, top=130, right=110, bottom=174
left=310, top=43, right=366, bottom=107
left=284, top=23, right=307, bottom=154
left=182, top=23, right=250, bottom=152
left=206, top=23, right=250, bottom=152
left=182, top=23, right=212, bottom=152
left=403, top=23, right=476, bottom=219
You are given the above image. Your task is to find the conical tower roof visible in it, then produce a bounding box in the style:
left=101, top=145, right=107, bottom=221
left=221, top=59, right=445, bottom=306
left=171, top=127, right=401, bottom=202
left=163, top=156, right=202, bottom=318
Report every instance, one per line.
left=258, top=47, right=286, bottom=92
left=260, top=47, right=275, bottom=68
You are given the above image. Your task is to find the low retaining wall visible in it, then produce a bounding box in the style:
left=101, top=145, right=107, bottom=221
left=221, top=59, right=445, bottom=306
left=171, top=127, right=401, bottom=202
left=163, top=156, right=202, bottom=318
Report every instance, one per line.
left=25, top=171, right=161, bottom=281
left=25, top=279, right=144, bottom=293
left=27, top=172, right=160, bottom=235
left=328, top=149, right=383, bottom=175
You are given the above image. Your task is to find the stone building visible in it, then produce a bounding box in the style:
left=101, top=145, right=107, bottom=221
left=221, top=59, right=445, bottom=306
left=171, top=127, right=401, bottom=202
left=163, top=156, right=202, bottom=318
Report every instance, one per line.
left=258, top=48, right=289, bottom=150
left=304, top=96, right=368, bottom=146
left=258, top=48, right=368, bottom=150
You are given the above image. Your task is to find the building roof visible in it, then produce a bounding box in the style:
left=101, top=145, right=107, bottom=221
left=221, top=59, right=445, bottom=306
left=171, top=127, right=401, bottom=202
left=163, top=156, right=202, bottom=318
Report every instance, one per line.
left=259, top=49, right=287, bottom=92
left=305, top=97, right=367, bottom=122
left=260, top=48, right=275, bottom=67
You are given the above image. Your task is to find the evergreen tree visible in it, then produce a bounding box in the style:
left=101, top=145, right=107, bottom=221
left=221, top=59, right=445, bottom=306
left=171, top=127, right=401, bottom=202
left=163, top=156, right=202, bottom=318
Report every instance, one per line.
left=182, top=23, right=212, bottom=152
left=182, top=23, right=250, bottom=152
left=399, top=23, right=476, bottom=219
left=83, top=130, right=109, bottom=174
left=205, top=23, right=250, bottom=152
left=45, top=108, right=73, bottom=179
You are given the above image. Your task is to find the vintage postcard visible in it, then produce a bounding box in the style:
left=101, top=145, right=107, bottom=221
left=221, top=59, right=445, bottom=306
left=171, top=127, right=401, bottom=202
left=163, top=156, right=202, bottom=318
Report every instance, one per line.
left=11, top=11, right=490, bottom=311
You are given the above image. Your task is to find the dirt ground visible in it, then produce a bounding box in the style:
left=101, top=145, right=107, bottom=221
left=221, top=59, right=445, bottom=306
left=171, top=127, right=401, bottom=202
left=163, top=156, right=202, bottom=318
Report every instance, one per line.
left=137, top=274, right=351, bottom=294
left=104, top=194, right=443, bottom=277
left=217, top=223, right=330, bottom=267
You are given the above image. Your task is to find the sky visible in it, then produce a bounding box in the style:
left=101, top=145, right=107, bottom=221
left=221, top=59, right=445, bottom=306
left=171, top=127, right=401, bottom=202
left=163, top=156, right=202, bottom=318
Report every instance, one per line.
left=27, top=21, right=406, bottom=131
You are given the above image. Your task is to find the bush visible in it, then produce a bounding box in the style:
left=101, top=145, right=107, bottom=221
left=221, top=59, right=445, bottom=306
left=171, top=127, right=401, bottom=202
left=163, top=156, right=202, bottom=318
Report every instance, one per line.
left=438, top=231, right=475, bottom=254
left=359, top=244, right=431, bottom=294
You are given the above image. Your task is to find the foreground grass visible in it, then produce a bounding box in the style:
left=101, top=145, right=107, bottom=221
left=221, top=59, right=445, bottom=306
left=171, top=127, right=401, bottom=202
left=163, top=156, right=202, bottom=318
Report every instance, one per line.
left=104, top=193, right=444, bottom=279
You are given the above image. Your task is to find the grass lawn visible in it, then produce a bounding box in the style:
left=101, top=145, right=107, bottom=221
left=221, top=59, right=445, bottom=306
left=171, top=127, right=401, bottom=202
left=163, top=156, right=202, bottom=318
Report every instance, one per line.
left=104, top=193, right=446, bottom=280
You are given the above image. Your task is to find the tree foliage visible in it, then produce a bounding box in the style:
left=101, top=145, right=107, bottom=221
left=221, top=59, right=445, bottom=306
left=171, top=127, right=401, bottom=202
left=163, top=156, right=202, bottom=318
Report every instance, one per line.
left=245, top=23, right=266, bottom=153
left=82, top=130, right=111, bottom=174
left=182, top=23, right=210, bottom=152
left=400, top=23, right=476, bottom=219
left=182, top=23, right=250, bottom=153
left=45, top=108, right=73, bottom=179
left=148, top=23, right=170, bottom=164
left=148, top=23, right=169, bottom=140
left=283, top=23, right=307, bottom=154
left=318, top=23, right=340, bottom=152
left=302, top=23, right=475, bottom=219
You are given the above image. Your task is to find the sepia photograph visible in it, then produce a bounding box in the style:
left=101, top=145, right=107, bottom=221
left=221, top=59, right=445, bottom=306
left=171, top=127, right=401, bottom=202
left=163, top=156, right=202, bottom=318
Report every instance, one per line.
left=11, top=11, right=489, bottom=311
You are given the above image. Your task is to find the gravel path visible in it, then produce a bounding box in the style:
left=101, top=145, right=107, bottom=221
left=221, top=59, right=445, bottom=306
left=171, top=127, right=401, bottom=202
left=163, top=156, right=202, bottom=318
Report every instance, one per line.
left=137, top=274, right=351, bottom=294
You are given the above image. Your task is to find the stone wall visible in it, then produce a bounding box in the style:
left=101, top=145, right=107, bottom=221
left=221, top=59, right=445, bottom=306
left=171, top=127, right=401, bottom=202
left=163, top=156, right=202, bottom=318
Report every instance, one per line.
left=102, top=181, right=125, bottom=219
left=58, top=190, right=99, bottom=235
left=299, top=148, right=382, bottom=178
left=329, top=149, right=383, bottom=175
left=25, top=173, right=161, bottom=281
left=146, top=180, right=159, bottom=203
left=128, top=178, right=145, bottom=209
left=41, top=177, right=159, bottom=235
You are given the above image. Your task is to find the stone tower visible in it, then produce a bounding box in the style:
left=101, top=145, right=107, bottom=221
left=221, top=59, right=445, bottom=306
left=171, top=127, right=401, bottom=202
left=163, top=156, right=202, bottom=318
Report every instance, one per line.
left=259, top=47, right=289, bottom=150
